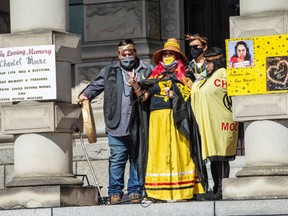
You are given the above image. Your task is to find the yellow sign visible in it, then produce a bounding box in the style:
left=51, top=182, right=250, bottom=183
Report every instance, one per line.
left=226, top=34, right=288, bottom=96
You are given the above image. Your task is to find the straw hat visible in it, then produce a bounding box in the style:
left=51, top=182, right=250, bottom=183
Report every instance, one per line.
left=153, top=38, right=188, bottom=64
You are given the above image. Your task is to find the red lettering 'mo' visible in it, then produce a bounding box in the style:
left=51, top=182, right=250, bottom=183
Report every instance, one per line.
left=222, top=122, right=229, bottom=130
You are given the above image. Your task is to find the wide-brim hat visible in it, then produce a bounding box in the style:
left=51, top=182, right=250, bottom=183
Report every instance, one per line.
left=153, top=38, right=188, bottom=64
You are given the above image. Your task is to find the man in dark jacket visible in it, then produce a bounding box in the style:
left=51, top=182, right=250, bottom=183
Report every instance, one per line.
left=78, top=39, right=153, bottom=204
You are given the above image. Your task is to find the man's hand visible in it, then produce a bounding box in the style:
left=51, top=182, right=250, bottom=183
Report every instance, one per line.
left=77, top=93, right=88, bottom=105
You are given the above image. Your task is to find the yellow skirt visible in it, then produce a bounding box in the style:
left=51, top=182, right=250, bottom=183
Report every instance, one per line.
left=145, top=109, right=204, bottom=201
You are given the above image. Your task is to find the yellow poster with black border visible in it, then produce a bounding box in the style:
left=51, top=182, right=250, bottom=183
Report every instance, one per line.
left=226, top=34, right=288, bottom=96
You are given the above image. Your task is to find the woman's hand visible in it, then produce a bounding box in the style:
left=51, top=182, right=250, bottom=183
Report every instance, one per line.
left=164, top=87, right=174, bottom=98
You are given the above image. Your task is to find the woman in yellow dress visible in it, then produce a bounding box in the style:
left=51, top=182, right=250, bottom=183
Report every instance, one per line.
left=191, top=47, right=238, bottom=200
left=134, top=38, right=205, bottom=201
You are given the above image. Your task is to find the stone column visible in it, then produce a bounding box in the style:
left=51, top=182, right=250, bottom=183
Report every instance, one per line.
left=223, top=0, right=288, bottom=199
left=80, top=0, right=162, bottom=64
left=0, top=0, right=97, bottom=208
left=160, top=0, right=185, bottom=47
left=10, top=0, right=68, bottom=32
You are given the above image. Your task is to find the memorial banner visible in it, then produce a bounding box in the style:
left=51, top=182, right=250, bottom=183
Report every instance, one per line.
left=0, top=45, right=56, bottom=102
left=226, top=34, right=288, bottom=96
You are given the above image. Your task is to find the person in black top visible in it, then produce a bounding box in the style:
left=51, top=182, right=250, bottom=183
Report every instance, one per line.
left=185, top=33, right=209, bottom=81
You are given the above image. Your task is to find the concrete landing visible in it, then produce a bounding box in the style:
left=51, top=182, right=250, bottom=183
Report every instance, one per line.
left=0, top=185, right=98, bottom=209
left=1, top=199, right=288, bottom=216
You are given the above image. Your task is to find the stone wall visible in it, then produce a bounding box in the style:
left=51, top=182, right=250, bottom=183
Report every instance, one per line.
left=0, top=0, right=245, bottom=198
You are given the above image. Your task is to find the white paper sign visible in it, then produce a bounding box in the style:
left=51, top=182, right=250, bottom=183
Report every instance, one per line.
left=0, top=45, right=56, bottom=102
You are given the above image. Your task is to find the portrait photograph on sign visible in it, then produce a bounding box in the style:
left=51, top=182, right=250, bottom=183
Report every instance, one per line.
left=226, top=34, right=288, bottom=96
left=228, top=40, right=254, bottom=68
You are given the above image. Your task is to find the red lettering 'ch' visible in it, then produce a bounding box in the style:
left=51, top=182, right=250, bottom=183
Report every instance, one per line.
left=214, top=79, right=221, bottom=87
left=222, top=80, right=227, bottom=88
left=214, top=79, right=227, bottom=88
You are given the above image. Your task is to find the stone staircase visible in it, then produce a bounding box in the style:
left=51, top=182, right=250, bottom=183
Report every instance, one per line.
left=1, top=150, right=288, bottom=215
left=206, top=156, right=246, bottom=191
left=1, top=198, right=288, bottom=216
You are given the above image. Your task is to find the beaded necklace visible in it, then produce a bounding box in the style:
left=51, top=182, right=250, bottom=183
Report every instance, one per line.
left=121, top=69, right=131, bottom=86
left=121, top=69, right=138, bottom=97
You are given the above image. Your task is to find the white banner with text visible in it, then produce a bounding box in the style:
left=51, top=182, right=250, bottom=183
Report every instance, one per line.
left=0, top=45, right=56, bottom=102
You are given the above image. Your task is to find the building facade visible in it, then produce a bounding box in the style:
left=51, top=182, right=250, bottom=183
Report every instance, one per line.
left=0, top=0, right=240, bottom=197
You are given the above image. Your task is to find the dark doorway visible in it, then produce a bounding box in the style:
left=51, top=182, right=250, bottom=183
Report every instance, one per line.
left=0, top=0, right=10, bottom=33
left=184, top=0, right=239, bottom=56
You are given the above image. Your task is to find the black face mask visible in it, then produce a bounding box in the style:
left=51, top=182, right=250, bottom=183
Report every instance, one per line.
left=120, top=57, right=139, bottom=70
left=190, top=47, right=204, bottom=60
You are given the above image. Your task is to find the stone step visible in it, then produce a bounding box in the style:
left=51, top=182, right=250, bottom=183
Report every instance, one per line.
left=1, top=198, right=288, bottom=216
left=206, top=156, right=245, bottom=190
left=75, top=144, right=246, bottom=197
